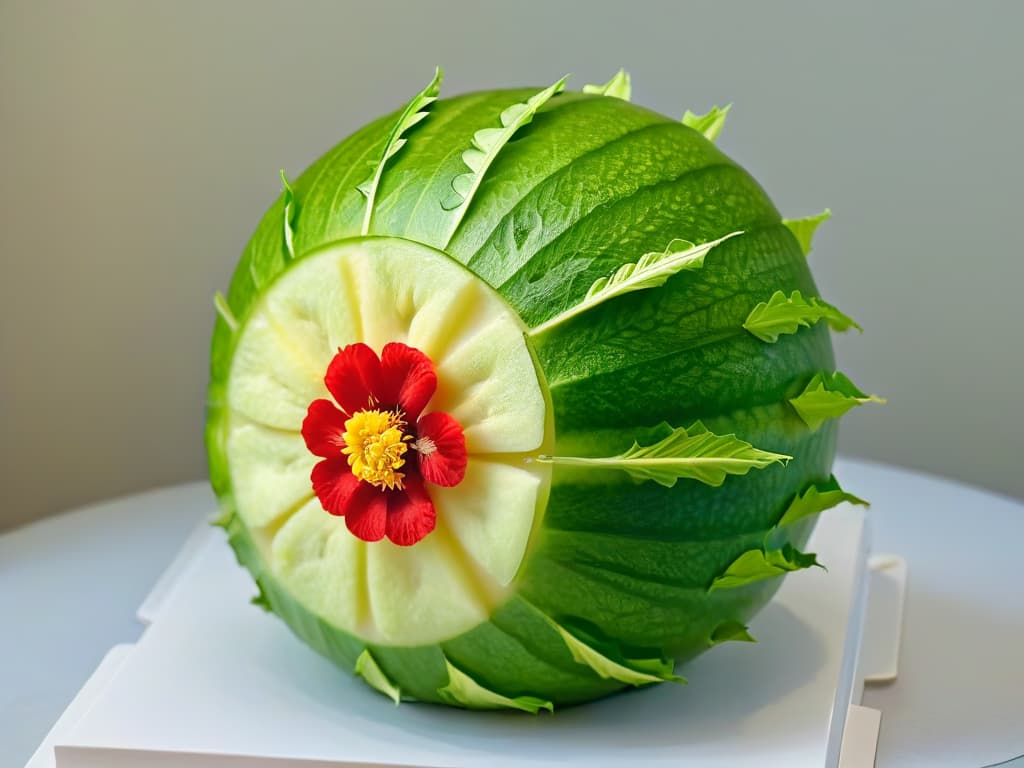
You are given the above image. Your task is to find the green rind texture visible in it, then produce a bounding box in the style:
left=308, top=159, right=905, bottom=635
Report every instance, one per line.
left=207, top=87, right=841, bottom=709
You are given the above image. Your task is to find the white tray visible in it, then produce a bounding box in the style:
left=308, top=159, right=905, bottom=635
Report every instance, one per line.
left=28, top=506, right=895, bottom=768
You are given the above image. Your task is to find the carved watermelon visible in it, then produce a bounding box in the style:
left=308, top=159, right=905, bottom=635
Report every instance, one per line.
left=206, top=69, right=881, bottom=710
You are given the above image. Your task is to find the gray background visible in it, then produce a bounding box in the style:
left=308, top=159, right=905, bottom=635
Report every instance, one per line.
left=2, top=0, right=1021, bottom=532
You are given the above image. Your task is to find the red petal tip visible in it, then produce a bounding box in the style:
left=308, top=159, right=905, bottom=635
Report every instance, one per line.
left=380, top=342, right=437, bottom=419
left=386, top=477, right=437, bottom=546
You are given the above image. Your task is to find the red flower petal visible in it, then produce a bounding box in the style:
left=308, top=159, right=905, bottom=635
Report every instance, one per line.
left=311, top=458, right=362, bottom=516
left=302, top=399, right=349, bottom=458
left=415, top=411, right=467, bottom=487
left=380, top=342, right=437, bottom=420
left=386, top=475, right=436, bottom=546
left=324, top=343, right=383, bottom=416
left=344, top=485, right=388, bottom=542
left=312, top=458, right=387, bottom=541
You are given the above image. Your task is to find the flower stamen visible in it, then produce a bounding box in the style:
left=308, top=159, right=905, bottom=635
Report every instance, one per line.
left=412, top=436, right=437, bottom=456
left=341, top=409, right=411, bottom=490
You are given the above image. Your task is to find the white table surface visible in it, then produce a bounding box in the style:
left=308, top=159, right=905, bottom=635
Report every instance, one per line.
left=3, top=457, right=1023, bottom=768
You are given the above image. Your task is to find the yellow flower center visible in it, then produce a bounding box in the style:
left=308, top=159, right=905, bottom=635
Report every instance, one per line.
left=341, top=409, right=411, bottom=490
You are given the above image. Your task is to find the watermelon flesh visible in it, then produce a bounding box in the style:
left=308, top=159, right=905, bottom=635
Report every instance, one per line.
left=225, top=238, right=550, bottom=646
left=206, top=72, right=878, bottom=710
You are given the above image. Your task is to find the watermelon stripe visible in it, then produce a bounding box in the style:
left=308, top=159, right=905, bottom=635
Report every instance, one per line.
left=442, top=612, right=619, bottom=704
left=369, top=91, right=500, bottom=243
left=493, top=160, right=741, bottom=296
left=530, top=224, right=809, bottom=382
left=688, top=367, right=839, bottom=425
left=543, top=419, right=836, bottom=541
left=466, top=123, right=727, bottom=282
left=548, top=324, right=748, bottom=391
left=307, top=137, right=384, bottom=243
left=537, top=221, right=835, bottom=430
left=520, top=548, right=792, bottom=650
left=460, top=119, right=682, bottom=262
left=476, top=162, right=739, bottom=295
left=546, top=324, right=817, bottom=395
left=521, top=557, right=716, bottom=633
left=387, top=109, right=491, bottom=234
left=503, top=172, right=780, bottom=327
left=294, top=112, right=396, bottom=255
left=541, top=511, right=788, bottom=545
left=369, top=644, right=449, bottom=703
left=490, top=596, right=675, bottom=700
left=439, top=77, right=572, bottom=248
left=448, top=96, right=669, bottom=259
left=552, top=544, right=770, bottom=593
left=536, top=555, right=712, bottom=597
left=547, top=327, right=833, bottom=433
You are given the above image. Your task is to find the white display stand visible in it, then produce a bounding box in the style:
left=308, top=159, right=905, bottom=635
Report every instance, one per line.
left=27, top=506, right=901, bottom=768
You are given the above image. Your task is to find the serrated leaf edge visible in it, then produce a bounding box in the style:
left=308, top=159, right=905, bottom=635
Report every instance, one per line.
left=437, top=657, right=553, bottom=713
left=707, top=475, right=868, bottom=594
left=549, top=620, right=682, bottom=686
left=743, top=289, right=862, bottom=343
left=582, top=68, right=631, bottom=100
left=681, top=103, right=732, bottom=142
left=529, top=231, right=742, bottom=337
left=354, top=649, right=401, bottom=705
left=537, top=419, right=790, bottom=488
left=440, top=75, right=568, bottom=245
left=708, top=543, right=824, bottom=592
left=358, top=67, right=443, bottom=235
left=783, top=208, right=832, bottom=257
left=250, top=577, right=272, bottom=613
left=789, top=371, right=887, bottom=431
left=776, top=475, right=869, bottom=528
left=709, top=620, right=757, bottom=646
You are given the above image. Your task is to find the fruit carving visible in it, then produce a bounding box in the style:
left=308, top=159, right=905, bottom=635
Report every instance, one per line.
left=206, top=69, right=881, bottom=710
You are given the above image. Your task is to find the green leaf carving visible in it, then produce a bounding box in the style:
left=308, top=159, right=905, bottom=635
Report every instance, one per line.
left=279, top=170, right=296, bottom=260
left=743, top=289, right=862, bottom=343
left=250, top=578, right=272, bottom=613
left=539, top=420, right=790, bottom=488
left=550, top=621, right=682, bottom=685
left=710, top=544, right=822, bottom=591
left=790, top=371, right=887, bottom=431
left=358, top=67, right=443, bottom=235
left=213, top=292, right=238, bottom=333
left=211, top=505, right=234, bottom=529
left=709, top=620, right=757, bottom=646
left=354, top=649, right=401, bottom=705
left=441, top=75, right=568, bottom=241
left=438, top=658, right=553, bottom=713
left=777, top=475, right=869, bottom=528
left=582, top=68, right=631, bottom=100
left=783, top=209, right=831, bottom=256
left=529, top=231, right=742, bottom=336
left=682, top=104, right=731, bottom=142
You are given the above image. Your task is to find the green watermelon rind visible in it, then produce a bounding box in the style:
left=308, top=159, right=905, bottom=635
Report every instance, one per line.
left=207, top=84, right=846, bottom=709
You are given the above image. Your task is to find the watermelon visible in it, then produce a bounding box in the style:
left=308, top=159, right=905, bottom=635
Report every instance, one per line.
left=205, top=69, right=881, bottom=711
